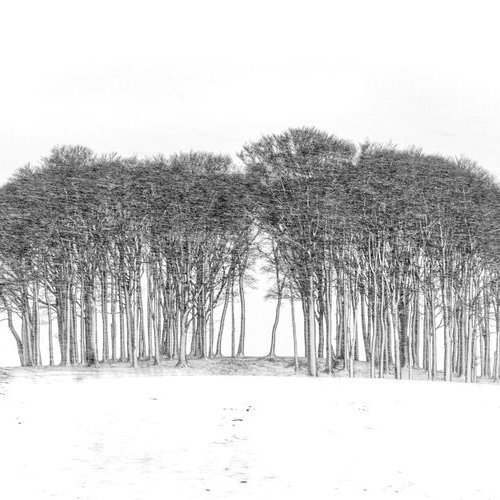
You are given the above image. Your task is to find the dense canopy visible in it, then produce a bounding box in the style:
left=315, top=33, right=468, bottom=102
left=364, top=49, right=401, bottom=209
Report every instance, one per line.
left=1, top=127, right=499, bottom=382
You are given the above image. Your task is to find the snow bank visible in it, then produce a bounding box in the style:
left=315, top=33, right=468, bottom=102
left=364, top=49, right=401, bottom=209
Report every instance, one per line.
left=1, top=373, right=499, bottom=499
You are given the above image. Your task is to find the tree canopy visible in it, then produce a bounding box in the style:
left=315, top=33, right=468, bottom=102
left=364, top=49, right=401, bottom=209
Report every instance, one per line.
left=1, top=128, right=499, bottom=382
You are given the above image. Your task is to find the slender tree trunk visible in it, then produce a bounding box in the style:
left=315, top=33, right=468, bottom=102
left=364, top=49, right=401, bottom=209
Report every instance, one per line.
left=32, top=280, right=41, bottom=365
left=237, top=270, right=246, bottom=357
left=423, top=288, right=429, bottom=374
left=379, top=276, right=386, bottom=378
left=101, top=270, right=109, bottom=363
left=146, top=265, right=153, bottom=361
left=483, top=288, right=491, bottom=378
left=136, top=277, right=145, bottom=360
left=308, top=273, right=317, bottom=377
left=441, top=254, right=452, bottom=382
left=176, top=282, right=189, bottom=369
left=215, top=271, right=231, bottom=356
left=325, top=272, right=333, bottom=374
left=110, top=278, right=117, bottom=363
left=317, top=275, right=325, bottom=359
left=391, top=287, right=401, bottom=380
left=118, top=282, right=126, bottom=361
left=290, top=290, right=299, bottom=373
left=124, top=284, right=136, bottom=368
left=84, top=279, right=99, bottom=367
left=42, top=282, right=54, bottom=366
left=302, top=299, right=310, bottom=361
left=154, top=278, right=161, bottom=366
left=370, top=276, right=377, bottom=378
left=413, top=291, right=420, bottom=369
left=231, top=278, right=236, bottom=358
left=494, top=286, right=500, bottom=381
left=22, top=310, right=32, bottom=366
left=208, top=283, right=215, bottom=358
left=80, top=283, right=86, bottom=364
left=407, top=293, right=413, bottom=380
left=360, top=291, right=370, bottom=363
left=268, top=287, right=282, bottom=358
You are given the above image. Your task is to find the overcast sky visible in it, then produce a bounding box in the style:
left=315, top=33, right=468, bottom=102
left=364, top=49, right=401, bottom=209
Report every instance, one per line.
left=1, top=0, right=499, bottom=185
left=0, top=0, right=499, bottom=364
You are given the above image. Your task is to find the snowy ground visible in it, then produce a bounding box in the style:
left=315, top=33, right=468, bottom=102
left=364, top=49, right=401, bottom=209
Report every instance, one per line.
left=1, top=366, right=500, bottom=499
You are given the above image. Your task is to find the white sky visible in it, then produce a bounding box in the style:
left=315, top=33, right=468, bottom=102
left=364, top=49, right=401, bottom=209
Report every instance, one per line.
left=0, top=0, right=499, bottom=184
left=0, top=0, right=499, bottom=364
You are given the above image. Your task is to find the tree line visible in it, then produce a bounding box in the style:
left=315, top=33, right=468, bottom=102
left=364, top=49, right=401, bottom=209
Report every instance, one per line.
left=1, top=127, right=499, bottom=382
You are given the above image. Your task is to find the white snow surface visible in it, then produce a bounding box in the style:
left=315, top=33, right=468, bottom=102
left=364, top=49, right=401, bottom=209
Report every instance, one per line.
left=1, top=372, right=500, bottom=500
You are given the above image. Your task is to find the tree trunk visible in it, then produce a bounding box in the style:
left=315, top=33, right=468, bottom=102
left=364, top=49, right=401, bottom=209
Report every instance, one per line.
left=84, top=280, right=99, bottom=367
left=268, top=288, right=282, bottom=358
left=290, top=290, right=299, bottom=373
left=101, top=271, right=109, bottom=363
left=208, top=283, right=215, bottom=358
left=215, top=271, right=231, bottom=356
left=308, top=274, right=317, bottom=376
left=237, top=270, right=246, bottom=357
left=43, top=282, right=54, bottom=366
left=110, top=278, right=117, bottom=363
left=2, top=298, right=25, bottom=366
left=231, top=278, right=236, bottom=358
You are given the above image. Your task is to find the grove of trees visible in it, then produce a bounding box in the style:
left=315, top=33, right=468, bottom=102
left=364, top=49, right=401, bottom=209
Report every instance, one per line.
left=1, top=128, right=499, bottom=383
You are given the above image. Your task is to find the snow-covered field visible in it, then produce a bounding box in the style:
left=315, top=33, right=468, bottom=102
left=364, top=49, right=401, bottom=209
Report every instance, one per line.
left=1, top=370, right=500, bottom=500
